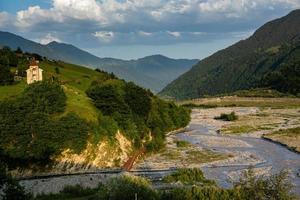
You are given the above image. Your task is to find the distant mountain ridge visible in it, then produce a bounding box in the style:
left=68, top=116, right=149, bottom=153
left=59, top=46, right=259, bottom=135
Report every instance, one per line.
left=160, top=9, right=300, bottom=99
left=0, top=31, right=198, bottom=92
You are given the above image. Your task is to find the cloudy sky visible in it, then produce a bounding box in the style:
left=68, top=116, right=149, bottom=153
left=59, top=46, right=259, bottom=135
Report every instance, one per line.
left=0, top=0, right=300, bottom=59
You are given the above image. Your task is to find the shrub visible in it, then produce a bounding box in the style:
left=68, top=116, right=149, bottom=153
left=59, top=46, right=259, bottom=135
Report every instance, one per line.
left=161, top=186, right=237, bottom=200
left=57, top=113, right=89, bottom=154
left=124, top=82, right=152, bottom=118
left=234, top=169, right=296, bottom=200
left=96, top=175, right=159, bottom=200
left=87, top=79, right=190, bottom=151
left=214, top=112, right=238, bottom=121
left=176, top=140, right=190, bottom=148
left=0, top=65, right=14, bottom=85
left=21, top=81, right=67, bottom=114
left=163, top=168, right=216, bottom=186
left=0, top=82, right=88, bottom=166
left=35, top=184, right=98, bottom=200
left=91, top=114, right=119, bottom=144
left=86, top=79, right=129, bottom=116
left=0, top=162, right=32, bottom=200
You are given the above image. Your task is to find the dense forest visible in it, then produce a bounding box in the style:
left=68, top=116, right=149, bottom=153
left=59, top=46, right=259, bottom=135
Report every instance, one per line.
left=0, top=47, right=190, bottom=168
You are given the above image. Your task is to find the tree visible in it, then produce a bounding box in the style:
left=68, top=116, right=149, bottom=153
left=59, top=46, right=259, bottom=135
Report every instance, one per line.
left=234, top=169, right=296, bottom=200
left=97, top=175, right=159, bottom=200
left=55, top=67, right=60, bottom=74
left=0, top=65, right=14, bottom=85
left=21, top=81, right=67, bottom=114
left=15, top=47, right=23, bottom=54
left=124, top=82, right=152, bottom=118
left=0, top=162, right=31, bottom=200
left=262, top=62, right=300, bottom=95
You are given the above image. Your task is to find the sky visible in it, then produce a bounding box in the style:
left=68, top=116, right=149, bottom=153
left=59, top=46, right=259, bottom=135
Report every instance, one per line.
left=0, top=0, right=300, bottom=60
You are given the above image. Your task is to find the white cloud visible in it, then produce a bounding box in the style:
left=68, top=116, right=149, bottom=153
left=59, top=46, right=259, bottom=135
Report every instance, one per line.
left=191, top=32, right=207, bottom=36
left=167, top=31, right=181, bottom=38
left=138, top=31, right=153, bottom=36
left=0, top=12, right=9, bottom=27
left=39, top=33, right=61, bottom=44
left=12, top=0, right=300, bottom=30
left=3, top=0, right=300, bottom=46
left=93, top=31, right=115, bottom=42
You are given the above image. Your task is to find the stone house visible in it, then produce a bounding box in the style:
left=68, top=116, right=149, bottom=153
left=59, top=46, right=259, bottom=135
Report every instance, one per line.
left=26, top=58, right=43, bottom=84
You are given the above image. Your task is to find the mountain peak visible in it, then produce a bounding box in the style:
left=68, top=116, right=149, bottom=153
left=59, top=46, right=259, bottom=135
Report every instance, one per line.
left=46, top=41, right=59, bottom=45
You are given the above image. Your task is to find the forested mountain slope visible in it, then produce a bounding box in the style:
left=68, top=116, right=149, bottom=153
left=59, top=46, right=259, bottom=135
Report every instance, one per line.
left=160, top=10, right=300, bottom=99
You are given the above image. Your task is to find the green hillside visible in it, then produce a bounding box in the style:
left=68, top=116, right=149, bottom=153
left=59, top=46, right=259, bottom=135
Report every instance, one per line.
left=0, top=59, right=105, bottom=122
left=0, top=48, right=190, bottom=168
left=160, top=10, right=300, bottom=100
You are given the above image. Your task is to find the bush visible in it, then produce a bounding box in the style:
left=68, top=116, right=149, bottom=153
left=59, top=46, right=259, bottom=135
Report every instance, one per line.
left=86, top=79, right=129, bottom=116
left=176, top=140, right=190, bottom=148
left=163, top=168, right=216, bottom=186
left=57, top=113, right=89, bottom=154
left=234, top=169, right=296, bottom=200
left=161, top=168, right=295, bottom=200
left=0, top=65, right=14, bottom=85
left=91, top=114, right=119, bottom=144
left=35, top=184, right=98, bottom=200
left=0, top=162, right=32, bottom=200
left=87, top=79, right=190, bottom=151
left=0, top=82, right=88, bottom=166
left=21, top=81, right=67, bottom=114
left=161, top=186, right=237, bottom=200
left=124, top=82, right=152, bottom=118
left=31, top=169, right=296, bottom=200
left=96, top=175, right=159, bottom=200
left=214, top=112, right=238, bottom=121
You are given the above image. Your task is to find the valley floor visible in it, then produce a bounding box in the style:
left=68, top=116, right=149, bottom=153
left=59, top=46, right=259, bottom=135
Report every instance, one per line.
left=136, top=106, right=300, bottom=195
left=19, top=101, right=300, bottom=197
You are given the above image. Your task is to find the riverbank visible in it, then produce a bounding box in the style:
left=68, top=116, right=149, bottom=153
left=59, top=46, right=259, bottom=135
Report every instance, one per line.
left=17, top=106, right=300, bottom=197
left=262, top=127, right=300, bottom=154
left=137, top=106, right=300, bottom=196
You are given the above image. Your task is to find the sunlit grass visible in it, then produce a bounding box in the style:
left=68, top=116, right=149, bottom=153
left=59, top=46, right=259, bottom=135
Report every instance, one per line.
left=178, top=97, right=300, bottom=109
left=176, top=140, right=190, bottom=148
left=0, top=81, right=26, bottom=100
left=61, top=85, right=100, bottom=123
left=263, top=127, right=300, bottom=152
left=185, top=150, right=228, bottom=163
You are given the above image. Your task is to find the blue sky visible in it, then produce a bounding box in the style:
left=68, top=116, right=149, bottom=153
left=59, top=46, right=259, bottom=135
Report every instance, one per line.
left=0, top=0, right=299, bottom=59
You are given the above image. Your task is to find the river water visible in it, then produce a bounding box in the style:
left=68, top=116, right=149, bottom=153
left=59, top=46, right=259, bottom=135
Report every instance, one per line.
left=177, top=109, right=300, bottom=195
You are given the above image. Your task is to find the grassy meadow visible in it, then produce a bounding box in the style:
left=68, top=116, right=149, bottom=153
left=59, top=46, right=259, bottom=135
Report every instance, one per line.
left=179, top=96, right=300, bottom=109
left=263, top=127, right=300, bottom=152
left=0, top=60, right=102, bottom=122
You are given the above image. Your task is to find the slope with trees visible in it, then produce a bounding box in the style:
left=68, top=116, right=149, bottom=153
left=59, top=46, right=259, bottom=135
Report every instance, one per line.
left=0, top=47, right=190, bottom=170
left=160, top=10, right=300, bottom=99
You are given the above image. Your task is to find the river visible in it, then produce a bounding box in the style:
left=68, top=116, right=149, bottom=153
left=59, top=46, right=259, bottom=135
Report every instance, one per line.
left=20, top=108, right=300, bottom=196
left=177, top=109, right=300, bottom=195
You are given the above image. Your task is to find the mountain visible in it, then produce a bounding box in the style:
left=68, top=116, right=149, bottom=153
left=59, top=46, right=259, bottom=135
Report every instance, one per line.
left=0, top=31, right=197, bottom=92
left=160, top=9, right=300, bottom=99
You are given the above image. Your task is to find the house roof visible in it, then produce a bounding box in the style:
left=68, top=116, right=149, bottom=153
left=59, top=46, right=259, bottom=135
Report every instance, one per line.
left=29, top=58, right=39, bottom=66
